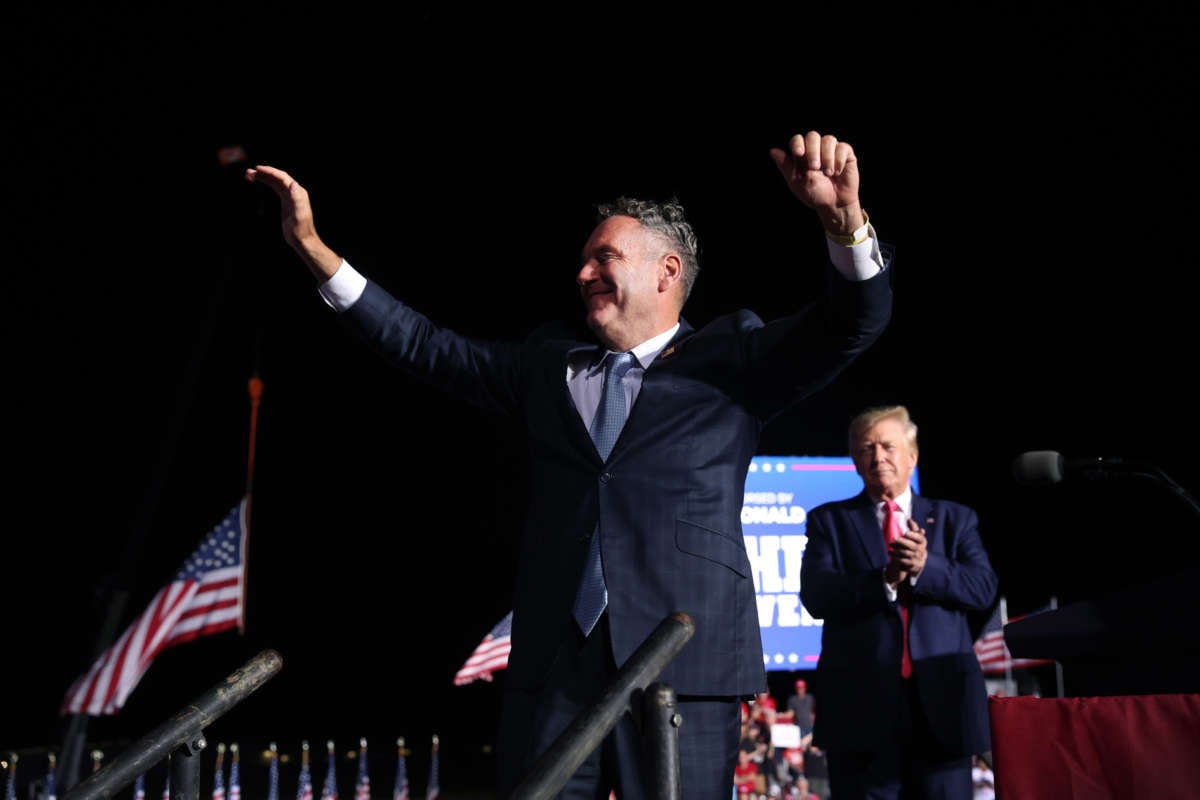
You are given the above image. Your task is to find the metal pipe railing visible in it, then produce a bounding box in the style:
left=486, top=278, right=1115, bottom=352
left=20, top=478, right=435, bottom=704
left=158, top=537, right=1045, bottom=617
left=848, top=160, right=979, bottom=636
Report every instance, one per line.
left=510, top=611, right=694, bottom=800
left=62, top=649, right=283, bottom=800
left=643, top=681, right=683, bottom=800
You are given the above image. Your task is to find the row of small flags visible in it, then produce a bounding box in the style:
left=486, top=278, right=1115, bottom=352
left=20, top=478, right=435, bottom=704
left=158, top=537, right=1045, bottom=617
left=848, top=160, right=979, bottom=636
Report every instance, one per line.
left=456, top=595, right=1058, bottom=686
left=3, top=737, right=439, bottom=800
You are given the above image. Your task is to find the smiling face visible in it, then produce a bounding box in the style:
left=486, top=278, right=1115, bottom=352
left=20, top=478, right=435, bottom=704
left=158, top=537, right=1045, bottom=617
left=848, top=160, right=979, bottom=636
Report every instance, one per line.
left=852, top=415, right=918, bottom=500
left=576, top=215, right=682, bottom=352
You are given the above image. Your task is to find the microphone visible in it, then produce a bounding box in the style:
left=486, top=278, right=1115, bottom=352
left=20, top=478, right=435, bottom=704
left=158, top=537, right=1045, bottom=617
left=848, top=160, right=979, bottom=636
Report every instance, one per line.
left=1012, top=450, right=1200, bottom=521
left=1011, top=450, right=1138, bottom=486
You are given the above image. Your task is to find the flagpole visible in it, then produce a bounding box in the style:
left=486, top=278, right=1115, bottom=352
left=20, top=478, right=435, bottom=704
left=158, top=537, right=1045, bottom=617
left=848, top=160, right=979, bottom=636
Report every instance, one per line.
left=1000, top=596, right=1016, bottom=697
left=240, top=372, right=263, bottom=635
left=1050, top=595, right=1065, bottom=698
left=56, top=258, right=235, bottom=793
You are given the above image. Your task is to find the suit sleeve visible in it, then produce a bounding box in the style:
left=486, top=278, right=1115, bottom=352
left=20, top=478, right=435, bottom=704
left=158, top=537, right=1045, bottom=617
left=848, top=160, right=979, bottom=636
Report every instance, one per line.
left=335, top=280, right=526, bottom=420
left=737, top=248, right=894, bottom=422
left=911, top=505, right=998, bottom=611
left=799, top=506, right=893, bottom=622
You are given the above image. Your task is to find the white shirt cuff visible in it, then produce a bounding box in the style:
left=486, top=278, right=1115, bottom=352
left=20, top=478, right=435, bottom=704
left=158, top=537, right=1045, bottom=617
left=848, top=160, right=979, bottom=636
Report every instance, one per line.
left=317, top=259, right=368, bottom=312
left=827, top=221, right=883, bottom=281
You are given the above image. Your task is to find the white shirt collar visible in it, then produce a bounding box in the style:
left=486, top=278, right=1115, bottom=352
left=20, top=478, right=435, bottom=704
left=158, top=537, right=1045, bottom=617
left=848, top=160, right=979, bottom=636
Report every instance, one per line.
left=877, top=486, right=914, bottom=518
left=590, top=323, right=680, bottom=373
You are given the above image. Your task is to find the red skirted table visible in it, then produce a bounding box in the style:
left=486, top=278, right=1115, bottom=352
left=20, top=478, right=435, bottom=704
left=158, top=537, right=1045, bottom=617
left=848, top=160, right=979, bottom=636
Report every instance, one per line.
left=988, top=693, right=1200, bottom=798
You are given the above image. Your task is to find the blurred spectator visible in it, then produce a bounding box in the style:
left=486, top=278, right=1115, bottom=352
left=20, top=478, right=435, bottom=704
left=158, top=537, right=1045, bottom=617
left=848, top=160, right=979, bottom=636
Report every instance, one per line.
left=804, top=744, right=830, bottom=800
left=783, top=678, right=816, bottom=738
left=972, top=754, right=995, bottom=800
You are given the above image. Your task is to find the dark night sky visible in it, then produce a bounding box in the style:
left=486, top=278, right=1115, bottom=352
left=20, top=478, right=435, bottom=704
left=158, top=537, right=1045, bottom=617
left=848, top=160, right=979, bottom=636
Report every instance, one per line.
left=6, top=5, right=1200, bottom=795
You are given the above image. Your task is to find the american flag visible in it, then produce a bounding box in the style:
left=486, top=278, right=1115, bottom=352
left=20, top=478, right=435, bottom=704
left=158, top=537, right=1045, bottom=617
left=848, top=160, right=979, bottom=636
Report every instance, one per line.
left=60, top=498, right=249, bottom=716
left=392, top=740, right=408, bottom=800
left=424, top=738, right=438, bottom=800
left=973, top=597, right=1055, bottom=674
left=320, top=742, right=337, bottom=800
left=45, top=754, right=56, bottom=800
left=133, top=774, right=145, bottom=800
left=4, top=754, right=17, bottom=800
left=161, top=775, right=170, bottom=800
left=296, top=742, right=313, bottom=800
left=212, top=744, right=226, bottom=800
left=354, top=740, right=369, bottom=800
left=228, top=746, right=241, bottom=800
left=267, top=744, right=279, bottom=800
left=453, top=611, right=512, bottom=686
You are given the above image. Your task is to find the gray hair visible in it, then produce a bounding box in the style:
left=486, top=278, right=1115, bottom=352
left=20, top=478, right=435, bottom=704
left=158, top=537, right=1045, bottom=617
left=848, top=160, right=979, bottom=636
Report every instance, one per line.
left=596, top=196, right=700, bottom=303
left=848, top=405, right=919, bottom=456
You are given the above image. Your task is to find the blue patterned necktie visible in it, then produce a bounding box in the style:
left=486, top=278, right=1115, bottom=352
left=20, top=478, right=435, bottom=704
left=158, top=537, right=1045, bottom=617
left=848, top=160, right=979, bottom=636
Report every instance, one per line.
left=573, top=350, right=636, bottom=635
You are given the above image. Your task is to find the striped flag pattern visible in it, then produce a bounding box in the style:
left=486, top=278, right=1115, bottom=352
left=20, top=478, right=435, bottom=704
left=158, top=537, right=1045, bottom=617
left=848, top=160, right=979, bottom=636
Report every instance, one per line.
left=974, top=597, right=1055, bottom=674
left=45, top=755, right=56, bottom=800
left=4, top=754, right=17, bottom=800
left=354, top=740, right=369, bottom=800
left=212, top=744, right=226, bottom=800
left=392, top=740, right=408, bottom=800
left=267, top=743, right=280, bottom=800
left=453, top=612, right=512, bottom=686
left=228, top=745, right=240, bottom=800
left=424, top=738, right=438, bottom=800
left=320, top=742, right=337, bottom=800
left=297, top=742, right=313, bottom=800
left=61, top=498, right=249, bottom=716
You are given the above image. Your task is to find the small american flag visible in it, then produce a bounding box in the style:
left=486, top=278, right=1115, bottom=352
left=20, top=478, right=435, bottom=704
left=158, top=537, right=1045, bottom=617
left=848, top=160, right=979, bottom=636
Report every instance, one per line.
left=228, top=746, right=240, bottom=800
left=45, top=755, right=56, bottom=800
left=296, top=742, right=313, bottom=800
left=320, top=742, right=337, bottom=800
left=61, top=498, right=249, bottom=716
left=354, top=740, right=369, bottom=800
left=4, top=754, right=17, bottom=800
left=267, top=744, right=279, bottom=800
left=133, top=774, right=144, bottom=800
left=974, top=597, right=1055, bottom=674
left=424, top=738, right=438, bottom=800
left=161, top=776, right=170, bottom=800
left=392, top=740, right=408, bottom=800
left=453, top=611, right=512, bottom=686
left=212, top=744, right=226, bottom=800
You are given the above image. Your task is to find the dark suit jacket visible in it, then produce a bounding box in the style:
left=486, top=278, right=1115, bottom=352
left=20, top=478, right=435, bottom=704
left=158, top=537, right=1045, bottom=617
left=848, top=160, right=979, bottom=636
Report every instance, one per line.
left=338, top=258, right=892, bottom=698
left=800, top=491, right=999, bottom=756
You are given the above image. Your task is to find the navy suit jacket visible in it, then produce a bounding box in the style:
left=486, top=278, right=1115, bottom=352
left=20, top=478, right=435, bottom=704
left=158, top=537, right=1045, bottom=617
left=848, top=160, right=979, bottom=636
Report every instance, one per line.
left=800, top=490, right=999, bottom=756
left=337, top=256, right=892, bottom=698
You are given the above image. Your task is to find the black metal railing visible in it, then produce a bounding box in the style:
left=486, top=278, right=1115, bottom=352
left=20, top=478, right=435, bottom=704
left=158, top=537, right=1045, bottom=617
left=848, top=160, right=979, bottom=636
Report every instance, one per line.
left=62, top=649, right=282, bottom=800
left=510, top=611, right=694, bottom=800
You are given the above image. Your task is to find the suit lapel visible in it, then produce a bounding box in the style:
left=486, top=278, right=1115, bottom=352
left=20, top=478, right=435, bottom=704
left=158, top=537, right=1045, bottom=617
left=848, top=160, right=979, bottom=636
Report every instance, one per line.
left=847, top=491, right=887, bottom=565
left=912, top=493, right=935, bottom=543
left=608, top=320, right=693, bottom=460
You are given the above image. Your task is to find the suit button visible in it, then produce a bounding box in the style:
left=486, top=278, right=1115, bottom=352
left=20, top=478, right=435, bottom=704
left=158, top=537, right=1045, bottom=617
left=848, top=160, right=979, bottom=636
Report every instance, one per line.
left=600, top=471, right=613, bottom=484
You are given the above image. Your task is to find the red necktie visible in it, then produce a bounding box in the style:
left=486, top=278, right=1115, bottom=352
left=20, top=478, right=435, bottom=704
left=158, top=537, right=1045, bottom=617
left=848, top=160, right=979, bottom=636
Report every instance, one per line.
left=884, top=499, right=913, bottom=678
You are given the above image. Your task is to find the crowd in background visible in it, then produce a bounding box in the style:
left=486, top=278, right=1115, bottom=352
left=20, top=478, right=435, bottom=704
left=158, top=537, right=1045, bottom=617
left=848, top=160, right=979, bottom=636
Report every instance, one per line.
left=735, top=679, right=825, bottom=800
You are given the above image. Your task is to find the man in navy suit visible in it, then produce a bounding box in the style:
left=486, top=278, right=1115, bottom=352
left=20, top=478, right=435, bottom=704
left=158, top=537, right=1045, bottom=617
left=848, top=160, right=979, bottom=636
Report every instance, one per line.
left=800, top=405, right=999, bottom=799
left=247, top=129, right=893, bottom=800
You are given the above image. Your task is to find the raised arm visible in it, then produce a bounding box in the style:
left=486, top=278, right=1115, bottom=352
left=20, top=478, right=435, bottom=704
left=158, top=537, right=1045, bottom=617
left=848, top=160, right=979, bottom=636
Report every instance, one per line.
left=245, top=165, right=343, bottom=283
left=769, top=130, right=866, bottom=239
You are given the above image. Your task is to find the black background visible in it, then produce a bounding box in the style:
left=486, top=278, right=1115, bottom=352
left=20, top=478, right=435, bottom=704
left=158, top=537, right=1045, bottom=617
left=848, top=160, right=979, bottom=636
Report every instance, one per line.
left=6, top=5, right=1200, bottom=796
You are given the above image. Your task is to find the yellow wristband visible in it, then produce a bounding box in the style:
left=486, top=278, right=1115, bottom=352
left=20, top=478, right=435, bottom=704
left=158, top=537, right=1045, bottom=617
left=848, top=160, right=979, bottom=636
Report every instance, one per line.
left=825, top=210, right=870, bottom=247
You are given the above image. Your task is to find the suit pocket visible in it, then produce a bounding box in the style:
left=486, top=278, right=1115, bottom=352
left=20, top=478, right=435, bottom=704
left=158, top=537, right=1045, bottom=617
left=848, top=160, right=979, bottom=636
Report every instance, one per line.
left=675, top=519, right=751, bottom=577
